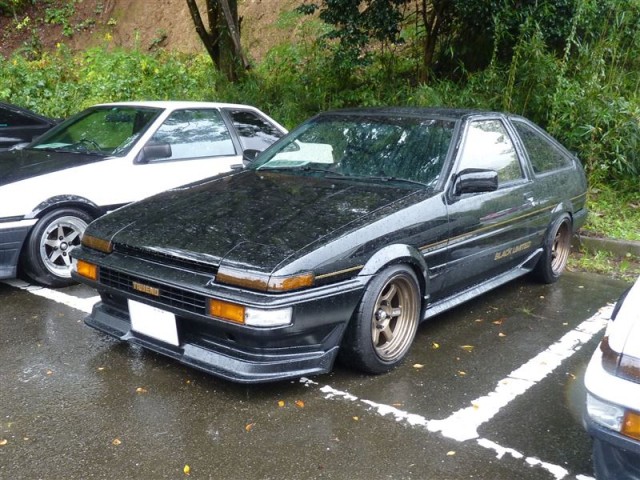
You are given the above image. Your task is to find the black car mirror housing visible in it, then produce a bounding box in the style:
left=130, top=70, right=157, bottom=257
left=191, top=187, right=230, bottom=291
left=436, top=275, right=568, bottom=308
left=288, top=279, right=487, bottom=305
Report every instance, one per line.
left=135, top=142, right=172, bottom=164
left=454, top=168, right=499, bottom=195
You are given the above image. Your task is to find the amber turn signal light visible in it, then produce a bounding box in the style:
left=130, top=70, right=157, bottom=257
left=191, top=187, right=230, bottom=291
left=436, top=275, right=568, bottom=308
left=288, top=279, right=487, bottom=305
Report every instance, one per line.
left=76, top=260, right=98, bottom=281
left=81, top=234, right=113, bottom=253
left=209, top=299, right=245, bottom=324
left=622, top=410, right=640, bottom=440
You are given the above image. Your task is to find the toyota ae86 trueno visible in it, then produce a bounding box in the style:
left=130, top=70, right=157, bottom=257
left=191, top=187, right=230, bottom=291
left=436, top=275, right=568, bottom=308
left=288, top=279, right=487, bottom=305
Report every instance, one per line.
left=72, top=108, right=588, bottom=383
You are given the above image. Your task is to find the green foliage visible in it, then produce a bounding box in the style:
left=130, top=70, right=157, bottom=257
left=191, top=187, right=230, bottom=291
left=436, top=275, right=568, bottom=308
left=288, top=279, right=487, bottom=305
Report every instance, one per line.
left=0, top=46, right=222, bottom=118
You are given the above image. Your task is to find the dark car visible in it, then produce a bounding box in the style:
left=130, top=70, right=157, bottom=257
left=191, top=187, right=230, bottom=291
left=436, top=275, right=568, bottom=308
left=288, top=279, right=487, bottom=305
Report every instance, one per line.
left=72, top=108, right=588, bottom=383
left=0, top=102, right=58, bottom=150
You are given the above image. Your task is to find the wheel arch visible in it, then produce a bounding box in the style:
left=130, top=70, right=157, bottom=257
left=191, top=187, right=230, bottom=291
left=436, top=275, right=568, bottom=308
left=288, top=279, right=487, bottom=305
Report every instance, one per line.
left=28, top=195, right=102, bottom=221
left=358, top=244, right=428, bottom=301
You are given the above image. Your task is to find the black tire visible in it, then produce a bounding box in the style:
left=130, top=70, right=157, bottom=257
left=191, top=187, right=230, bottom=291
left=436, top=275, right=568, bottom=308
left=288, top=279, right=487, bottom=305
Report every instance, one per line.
left=339, top=265, right=421, bottom=374
left=21, top=208, right=93, bottom=288
left=533, top=213, right=572, bottom=284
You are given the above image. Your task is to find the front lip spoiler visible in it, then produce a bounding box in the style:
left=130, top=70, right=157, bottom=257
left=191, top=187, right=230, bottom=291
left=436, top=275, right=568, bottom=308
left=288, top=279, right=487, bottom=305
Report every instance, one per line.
left=85, top=301, right=340, bottom=384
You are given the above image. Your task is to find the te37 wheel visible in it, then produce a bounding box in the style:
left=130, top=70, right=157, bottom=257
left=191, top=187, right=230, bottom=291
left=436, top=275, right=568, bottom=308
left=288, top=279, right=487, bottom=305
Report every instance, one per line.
left=340, top=265, right=421, bottom=374
left=533, top=213, right=572, bottom=284
left=21, top=208, right=93, bottom=287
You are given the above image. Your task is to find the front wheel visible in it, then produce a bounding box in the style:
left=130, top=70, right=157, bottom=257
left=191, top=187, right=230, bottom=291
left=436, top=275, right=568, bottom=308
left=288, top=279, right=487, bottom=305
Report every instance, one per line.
left=533, top=214, right=572, bottom=284
left=339, top=265, right=421, bottom=374
left=21, top=208, right=93, bottom=287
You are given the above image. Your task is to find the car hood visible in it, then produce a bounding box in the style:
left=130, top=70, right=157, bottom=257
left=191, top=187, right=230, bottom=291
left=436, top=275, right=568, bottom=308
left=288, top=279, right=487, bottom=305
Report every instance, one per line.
left=0, top=148, right=105, bottom=187
left=90, top=171, right=424, bottom=274
left=607, top=277, right=640, bottom=358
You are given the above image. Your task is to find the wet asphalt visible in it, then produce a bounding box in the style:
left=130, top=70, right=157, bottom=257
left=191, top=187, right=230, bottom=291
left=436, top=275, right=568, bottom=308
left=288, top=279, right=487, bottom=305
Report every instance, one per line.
left=0, top=271, right=630, bottom=480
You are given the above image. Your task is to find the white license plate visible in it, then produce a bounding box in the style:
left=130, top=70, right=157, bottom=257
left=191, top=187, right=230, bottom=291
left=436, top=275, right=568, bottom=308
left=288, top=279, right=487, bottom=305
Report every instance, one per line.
left=128, top=299, right=179, bottom=347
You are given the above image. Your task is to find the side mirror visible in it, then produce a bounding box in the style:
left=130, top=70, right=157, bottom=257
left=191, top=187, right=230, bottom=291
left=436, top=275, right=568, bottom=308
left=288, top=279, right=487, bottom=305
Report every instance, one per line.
left=242, top=149, right=261, bottom=165
left=454, top=168, right=498, bottom=195
left=135, top=143, right=172, bottom=164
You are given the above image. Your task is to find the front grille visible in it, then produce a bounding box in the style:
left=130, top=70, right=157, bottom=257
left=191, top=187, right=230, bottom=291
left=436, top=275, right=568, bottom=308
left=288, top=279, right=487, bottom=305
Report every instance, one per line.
left=99, top=267, right=207, bottom=315
left=114, top=243, right=218, bottom=275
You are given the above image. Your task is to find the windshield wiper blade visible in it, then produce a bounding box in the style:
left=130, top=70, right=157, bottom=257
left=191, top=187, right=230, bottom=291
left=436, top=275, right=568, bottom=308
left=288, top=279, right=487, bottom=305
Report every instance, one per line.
left=258, top=165, right=342, bottom=175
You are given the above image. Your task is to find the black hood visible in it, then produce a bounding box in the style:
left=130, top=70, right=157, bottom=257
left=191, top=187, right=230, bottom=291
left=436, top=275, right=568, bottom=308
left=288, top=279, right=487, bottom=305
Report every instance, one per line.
left=0, top=148, right=105, bottom=187
left=89, top=171, right=423, bottom=273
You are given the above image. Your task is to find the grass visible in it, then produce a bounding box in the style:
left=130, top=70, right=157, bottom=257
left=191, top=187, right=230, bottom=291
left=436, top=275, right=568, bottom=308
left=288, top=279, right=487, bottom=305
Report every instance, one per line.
left=568, top=184, right=640, bottom=282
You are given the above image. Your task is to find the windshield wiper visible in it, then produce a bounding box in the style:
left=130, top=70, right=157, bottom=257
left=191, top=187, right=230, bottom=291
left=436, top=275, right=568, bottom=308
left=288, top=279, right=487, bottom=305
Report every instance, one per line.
left=331, top=175, right=428, bottom=187
left=257, top=165, right=343, bottom=175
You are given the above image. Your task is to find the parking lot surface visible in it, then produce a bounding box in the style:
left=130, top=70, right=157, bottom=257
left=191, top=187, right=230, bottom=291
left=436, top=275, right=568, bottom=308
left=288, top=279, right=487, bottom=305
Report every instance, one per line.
left=0, top=271, right=628, bottom=479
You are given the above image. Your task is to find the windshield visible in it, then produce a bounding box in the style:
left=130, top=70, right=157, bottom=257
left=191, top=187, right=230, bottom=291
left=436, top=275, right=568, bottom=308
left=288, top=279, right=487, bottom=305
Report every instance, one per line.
left=253, top=114, right=455, bottom=187
left=31, top=106, right=162, bottom=155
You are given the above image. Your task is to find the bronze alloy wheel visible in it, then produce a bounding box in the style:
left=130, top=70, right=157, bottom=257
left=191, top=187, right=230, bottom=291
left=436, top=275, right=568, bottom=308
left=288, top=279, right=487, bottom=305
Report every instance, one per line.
left=550, top=219, right=571, bottom=276
left=370, top=272, right=420, bottom=363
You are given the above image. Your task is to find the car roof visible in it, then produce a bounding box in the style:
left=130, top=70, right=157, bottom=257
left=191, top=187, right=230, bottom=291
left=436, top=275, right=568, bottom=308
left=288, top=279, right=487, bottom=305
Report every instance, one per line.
left=0, top=101, right=56, bottom=123
left=320, top=107, right=506, bottom=121
left=94, top=100, right=264, bottom=111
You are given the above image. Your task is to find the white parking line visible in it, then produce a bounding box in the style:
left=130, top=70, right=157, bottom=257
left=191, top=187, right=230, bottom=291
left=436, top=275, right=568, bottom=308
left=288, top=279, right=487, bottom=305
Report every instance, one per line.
left=2, top=279, right=99, bottom=314
left=7, top=280, right=607, bottom=479
left=304, top=304, right=612, bottom=480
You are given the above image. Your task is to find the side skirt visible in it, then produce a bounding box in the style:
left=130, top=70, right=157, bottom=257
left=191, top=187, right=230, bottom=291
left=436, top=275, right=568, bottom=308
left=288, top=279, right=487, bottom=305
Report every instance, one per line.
left=423, top=248, right=543, bottom=321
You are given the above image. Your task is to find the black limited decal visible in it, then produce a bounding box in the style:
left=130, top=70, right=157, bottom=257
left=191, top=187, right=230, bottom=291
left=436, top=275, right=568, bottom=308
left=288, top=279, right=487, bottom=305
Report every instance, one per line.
left=494, top=241, right=532, bottom=261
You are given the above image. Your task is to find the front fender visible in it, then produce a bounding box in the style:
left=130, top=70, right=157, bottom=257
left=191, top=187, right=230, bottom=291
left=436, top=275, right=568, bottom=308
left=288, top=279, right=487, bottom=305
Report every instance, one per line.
left=28, top=195, right=102, bottom=219
left=359, top=244, right=428, bottom=295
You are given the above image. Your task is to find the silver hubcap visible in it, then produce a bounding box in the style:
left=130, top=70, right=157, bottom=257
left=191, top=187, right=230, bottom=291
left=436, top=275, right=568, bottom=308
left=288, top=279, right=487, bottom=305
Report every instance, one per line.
left=39, top=216, right=88, bottom=278
left=371, top=273, right=419, bottom=362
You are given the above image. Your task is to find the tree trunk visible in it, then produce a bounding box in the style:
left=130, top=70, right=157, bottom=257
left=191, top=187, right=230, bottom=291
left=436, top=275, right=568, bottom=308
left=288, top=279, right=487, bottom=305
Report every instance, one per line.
left=185, top=0, right=249, bottom=82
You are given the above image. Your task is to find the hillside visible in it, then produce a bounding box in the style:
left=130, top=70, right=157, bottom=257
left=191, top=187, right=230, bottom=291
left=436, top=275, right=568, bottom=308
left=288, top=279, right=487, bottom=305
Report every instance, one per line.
left=0, top=0, right=302, bottom=61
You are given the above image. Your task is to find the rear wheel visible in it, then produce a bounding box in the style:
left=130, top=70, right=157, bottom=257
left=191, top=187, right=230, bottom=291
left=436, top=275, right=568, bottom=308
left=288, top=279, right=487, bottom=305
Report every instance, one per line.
left=21, top=208, right=93, bottom=287
left=533, top=214, right=572, bottom=284
left=339, top=265, right=421, bottom=374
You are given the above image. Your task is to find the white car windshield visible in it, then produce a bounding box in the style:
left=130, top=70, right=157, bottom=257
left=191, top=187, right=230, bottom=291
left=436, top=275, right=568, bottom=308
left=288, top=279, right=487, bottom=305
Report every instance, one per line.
left=31, top=106, right=162, bottom=156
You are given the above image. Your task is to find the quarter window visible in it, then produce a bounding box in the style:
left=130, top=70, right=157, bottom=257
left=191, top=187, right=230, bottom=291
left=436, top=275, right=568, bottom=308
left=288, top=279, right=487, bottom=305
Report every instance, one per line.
left=148, top=109, right=236, bottom=161
left=458, top=120, right=524, bottom=185
left=512, top=120, right=572, bottom=173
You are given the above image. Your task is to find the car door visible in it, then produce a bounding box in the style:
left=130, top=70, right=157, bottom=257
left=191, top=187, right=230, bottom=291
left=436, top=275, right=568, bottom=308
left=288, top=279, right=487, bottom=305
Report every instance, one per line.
left=442, top=117, right=539, bottom=295
left=85, top=108, right=244, bottom=207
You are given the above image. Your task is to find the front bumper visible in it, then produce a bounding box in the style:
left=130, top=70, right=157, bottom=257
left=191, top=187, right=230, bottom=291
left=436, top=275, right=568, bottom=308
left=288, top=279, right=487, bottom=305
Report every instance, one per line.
left=0, top=218, right=37, bottom=279
left=584, top=346, right=640, bottom=479
left=75, top=253, right=366, bottom=383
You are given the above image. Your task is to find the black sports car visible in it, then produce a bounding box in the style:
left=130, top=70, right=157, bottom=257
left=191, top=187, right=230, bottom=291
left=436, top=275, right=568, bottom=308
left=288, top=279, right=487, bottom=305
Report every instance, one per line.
left=72, top=108, right=588, bottom=383
left=0, top=102, right=58, bottom=151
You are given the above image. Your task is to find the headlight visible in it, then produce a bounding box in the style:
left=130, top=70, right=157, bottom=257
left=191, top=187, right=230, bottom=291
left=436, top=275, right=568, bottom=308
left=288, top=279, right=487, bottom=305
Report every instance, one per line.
left=587, top=394, right=640, bottom=441
left=216, top=266, right=314, bottom=292
left=81, top=234, right=113, bottom=253
left=208, top=299, right=292, bottom=327
left=600, top=335, right=640, bottom=383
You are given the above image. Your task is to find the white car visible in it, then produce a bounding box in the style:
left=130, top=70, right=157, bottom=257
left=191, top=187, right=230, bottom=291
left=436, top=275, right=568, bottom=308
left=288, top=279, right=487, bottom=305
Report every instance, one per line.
left=0, top=101, right=286, bottom=287
left=584, top=275, right=640, bottom=479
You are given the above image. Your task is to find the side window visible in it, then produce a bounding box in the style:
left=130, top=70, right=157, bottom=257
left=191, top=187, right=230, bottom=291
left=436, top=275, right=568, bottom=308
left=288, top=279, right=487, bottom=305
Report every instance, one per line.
left=512, top=120, right=572, bottom=174
left=226, top=109, right=284, bottom=151
left=458, top=119, right=524, bottom=185
left=148, top=109, right=236, bottom=161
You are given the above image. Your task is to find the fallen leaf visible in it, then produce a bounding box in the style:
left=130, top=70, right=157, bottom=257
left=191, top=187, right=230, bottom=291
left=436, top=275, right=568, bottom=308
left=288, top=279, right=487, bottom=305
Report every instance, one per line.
left=492, top=319, right=503, bottom=325
left=46, top=370, right=53, bottom=376
left=567, top=373, right=576, bottom=380
left=184, top=465, right=191, bottom=475
left=392, top=403, right=404, bottom=407
left=446, top=451, right=456, bottom=456
left=413, top=363, right=425, bottom=369
left=135, top=387, right=148, bottom=394
left=353, top=416, right=359, bottom=421
left=0, top=439, right=7, bottom=446
left=112, top=438, right=122, bottom=446
left=457, top=371, right=467, bottom=376
left=431, top=342, right=440, bottom=349
left=460, top=345, right=474, bottom=352
left=295, top=400, right=305, bottom=408
left=539, top=296, right=545, bottom=299
left=277, top=400, right=285, bottom=408
left=498, top=332, right=506, bottom=337
left=245, top=423, right=255, bottom=432
left=97, top=367, right=105, bottom=371
left=474, top=318, right=483, bottom=323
